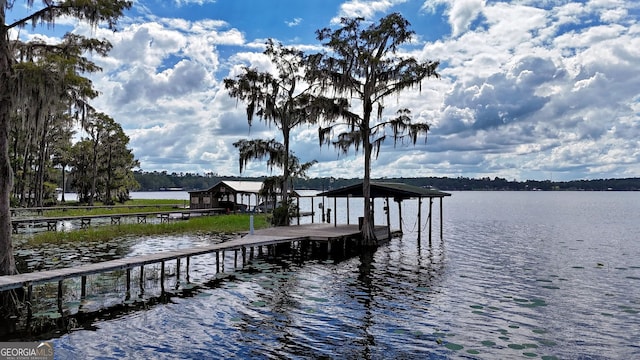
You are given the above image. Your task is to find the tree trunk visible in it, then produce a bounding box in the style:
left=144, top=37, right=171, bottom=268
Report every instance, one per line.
left=61, top=164, right=66, bottom=202
left=105, top=145, right=112, bottom=204
left=35, top=116, right=50, bottom=207
left=0, top=13, right=17, bottom=276
left=17, top=133, right=31, bottom=206
left=361, top=128, right=377, bottom=246
left=282, top=127, right=290, bottom=225
left=90, top=139, right=98, bottom=206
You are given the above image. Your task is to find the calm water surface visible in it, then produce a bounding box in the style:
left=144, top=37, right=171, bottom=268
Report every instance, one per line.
left=19, top=192, right=640, bottom=358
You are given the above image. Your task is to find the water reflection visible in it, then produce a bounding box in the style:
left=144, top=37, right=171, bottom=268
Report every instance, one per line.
left=4, top=192, right=640, bottom=359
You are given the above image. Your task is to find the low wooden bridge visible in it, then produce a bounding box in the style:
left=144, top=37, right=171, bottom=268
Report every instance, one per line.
left=10, top=208, right=225, bottom=234
left=0, top=224, right=395, bottom=293
left=10, top=204, right=185, bottom=216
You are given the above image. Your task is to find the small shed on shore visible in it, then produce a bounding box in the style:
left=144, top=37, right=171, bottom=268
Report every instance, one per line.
left=189, top=181, right=263, bottom=212
left=319, top=181, right=451, bottom=243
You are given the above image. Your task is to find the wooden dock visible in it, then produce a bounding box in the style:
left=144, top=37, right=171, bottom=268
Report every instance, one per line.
left=10, top=208, right=225, bottom=233
left=0, top=224, right=391, bottom=292
left=10, top=204, right=185, bottom=216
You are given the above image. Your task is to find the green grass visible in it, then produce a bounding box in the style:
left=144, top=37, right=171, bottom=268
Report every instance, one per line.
left=42, top=199, right=187, bottom=217
left=25, top=214, right=271, bottom=245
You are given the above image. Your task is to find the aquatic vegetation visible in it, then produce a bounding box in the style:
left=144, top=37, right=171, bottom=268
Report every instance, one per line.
left=21, top=214, right=270, bottom=246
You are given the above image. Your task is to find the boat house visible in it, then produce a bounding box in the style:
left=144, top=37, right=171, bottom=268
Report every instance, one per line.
left=319, top=181, right=451, bottom=243
left=188, top=181, right=263, bottom=212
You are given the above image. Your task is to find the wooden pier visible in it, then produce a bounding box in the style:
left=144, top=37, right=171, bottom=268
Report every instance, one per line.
left=10, top=208, right=225, bottom=234
left=10, top=204, right=185, bottom=216
left=0, top=224, right=393, bottom=293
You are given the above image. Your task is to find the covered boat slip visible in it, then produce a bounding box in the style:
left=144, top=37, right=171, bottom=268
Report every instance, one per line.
left=318, top=181, right=451, bottom=244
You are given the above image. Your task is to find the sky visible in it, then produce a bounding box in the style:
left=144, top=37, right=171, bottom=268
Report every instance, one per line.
left=7, top=0, right=640, bottom=181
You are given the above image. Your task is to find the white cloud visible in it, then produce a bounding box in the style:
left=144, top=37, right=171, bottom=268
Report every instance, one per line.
left=286, top=18, right=303, bottom=27
left=422, top=0, right=486, bottom=37
left=416, top=0, right=640, bottom=180
left=41, top=0, right=639, bottom=180
left=332, top=0, right=410, bottom=23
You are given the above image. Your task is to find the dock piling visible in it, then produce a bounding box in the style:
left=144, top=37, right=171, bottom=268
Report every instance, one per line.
left=186, top=257, right=190, bottom=282
left=440, top=197, right=444, bottom=240
left=417, top=197, right=423, bottom=244
left=429, top=198, right=434, bottom=246
left=27, top=285, right=33, bottom=318
left=161, top=261, right=165, bottom=290
left=139, top=265, right=144, bottom=296
left=57, top=280, right=63, bottom=313
left=81, top=276, right=87, bottom=298
left=126, top=269, right=131, bottom=299
left=176, top=258, right=181, bottom=283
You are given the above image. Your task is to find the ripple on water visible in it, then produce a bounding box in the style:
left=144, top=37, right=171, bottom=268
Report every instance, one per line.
left=34, top=193, right=640, bottom=359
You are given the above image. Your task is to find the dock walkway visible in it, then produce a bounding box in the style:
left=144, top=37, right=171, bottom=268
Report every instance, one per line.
left=10, top=208, right=225, bottom=233
left=0, top=224, right=381, bottom=292
left=10, top=204, right=185, bottom=216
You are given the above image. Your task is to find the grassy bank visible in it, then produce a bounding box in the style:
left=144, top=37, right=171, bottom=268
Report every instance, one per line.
left=42, top=199, right=187, bottom=217
left=23, top=214, right=271, bottom=246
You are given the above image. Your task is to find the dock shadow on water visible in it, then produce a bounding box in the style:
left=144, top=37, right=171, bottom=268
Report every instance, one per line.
left=0, top=234, right=373, bottom=342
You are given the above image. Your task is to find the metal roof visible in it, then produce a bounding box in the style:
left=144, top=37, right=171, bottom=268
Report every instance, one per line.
left=218, top=181, right=264, bottom=194
left=189, top=181, right=264, bottom=195
left=318, top=181, right=451, bottom=199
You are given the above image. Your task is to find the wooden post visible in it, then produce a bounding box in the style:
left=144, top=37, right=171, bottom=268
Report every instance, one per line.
left=296, top=197, right=300, bottom=225
left=216, top=251, right=220, bottom=273
left=234, top=193, right=238, bottom=214
left=334, top=197, right=337, bottom=226
left=417, top=197, right=423, bottom=244
left=221, top=250, right=225, bottom=272
left=440, top=197, right=444, bottom=240
left=397, top=199, right=403, bottom=234
left=311, top=197, right=315, bottom=224
left=347, top=195, right=350, bottom=224
left=386, top=197, right=391, bottom=240
left=161, top=261, right=165, bottom=292
left=234, top=249, right=238, bottom=268
left=186, top=256, right=190, bottom=282
left=176, top=258, right=181, bottom=282
left=57, top=280, right=63, bottom=315
left=27, top=284, right=33, bottom=318
left=139, top=265, right=144, bottom=295
left=242, top=247, right=246, bottom=265
left=126, top=268, right=131, bottom=299
left=160, top=261, right=164, bottom=292
left=429, top=198, right=434, bottom=246
left=81, top=275, right=87, bottom=298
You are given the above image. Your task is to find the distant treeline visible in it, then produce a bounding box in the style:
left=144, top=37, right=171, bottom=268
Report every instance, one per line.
left=133, top=171, right=640, bottom=192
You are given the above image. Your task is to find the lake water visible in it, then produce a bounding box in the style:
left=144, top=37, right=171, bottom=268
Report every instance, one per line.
left=13, top=192, right=640, bottom=359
